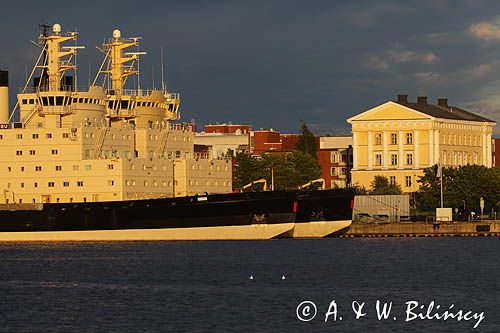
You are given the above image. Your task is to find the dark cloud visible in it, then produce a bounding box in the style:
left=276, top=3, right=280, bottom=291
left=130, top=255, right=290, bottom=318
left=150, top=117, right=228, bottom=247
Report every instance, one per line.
left=1, top=0, right=500, bottom=134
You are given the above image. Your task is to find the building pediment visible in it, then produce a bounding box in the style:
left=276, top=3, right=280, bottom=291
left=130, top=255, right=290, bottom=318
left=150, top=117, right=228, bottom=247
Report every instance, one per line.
left=347, top=101, right=432, bottom=123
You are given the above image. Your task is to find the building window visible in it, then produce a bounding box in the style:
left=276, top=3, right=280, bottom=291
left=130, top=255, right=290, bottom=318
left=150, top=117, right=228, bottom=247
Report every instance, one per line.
left=341, top=167, right=346, bottom=175
left=331, top=152, right=338, bottom=163
left=390, top=154, right=398, bottom=166
left=16, top=150, right=22, bottom=156
left=63, top=182, right=69, bottom=187
left=55, top=166, right=62, bottom=171
left=389, top=176, right=396, bottom=185
left=405, top=176, right=412, bottom=187
left=108, top=164, right=114, bottom=170
left=390, top=133, right=397, bottom=145
left=375, top=133, right=382, bottom=145
left=62, top=133, right=69, bottom=138
left=77, top=181, right=84, bottom=187
left=46, top=133, right=52, bottom=139
left=85, top=165, right=92, bottom=171
left=406, top=133, right=413, bottom=144
left=34, top=182, right=38, bottom=188
left=20, top=183, right=24, bottom=188
left=73, top=165, right=79, bottom=171
left=32, top=133, right=39, bottom=139
left=375, top=154, right=382, bottom=166
left=406, top=153, right=413, bottom=165
left=48, top=182, right=55, bottom=187
left=21, top=167, right=24, bottom=172
left=52, top=149, right=58, bottom=155
left=331, top=167, right=337, bottom=176
left=7, top=167, right=11, bottom=172
left=35, top=166, right=42, bottom=171
left=16, top=134, right=22, bottom=139
left=29, top=150, right=36, bottom=155
left=107, top=180, right=115, bottom=186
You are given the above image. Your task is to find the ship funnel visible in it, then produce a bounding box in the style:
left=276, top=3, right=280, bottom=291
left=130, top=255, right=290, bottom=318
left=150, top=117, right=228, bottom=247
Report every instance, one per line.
left=0, top=70, right=8, bottom=124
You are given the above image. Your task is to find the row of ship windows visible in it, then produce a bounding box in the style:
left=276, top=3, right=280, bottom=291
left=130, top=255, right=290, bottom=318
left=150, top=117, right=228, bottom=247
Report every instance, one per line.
left=7, top=181, right=86, bottom=188
left=22, top=97, right=178, bottom=110
left=6, top=164, right=115, bottom=172
left=123, top=180, right=230, bottom=187
left=0, top=133, right=69, bottom=140
left=8, top=198, right=94, bottom=204
left=15, top=149, right=59, bottom=156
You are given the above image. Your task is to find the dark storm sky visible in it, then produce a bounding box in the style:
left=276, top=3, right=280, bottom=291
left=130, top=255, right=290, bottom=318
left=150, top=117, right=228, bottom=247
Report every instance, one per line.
left=2, top=0, right=500, bottom=135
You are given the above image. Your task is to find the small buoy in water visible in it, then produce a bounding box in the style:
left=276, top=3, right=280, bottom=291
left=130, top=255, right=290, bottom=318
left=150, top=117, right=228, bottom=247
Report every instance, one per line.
left=249, top=275, right=254, bottom=280
left=281, top=275, right=286, bottom=280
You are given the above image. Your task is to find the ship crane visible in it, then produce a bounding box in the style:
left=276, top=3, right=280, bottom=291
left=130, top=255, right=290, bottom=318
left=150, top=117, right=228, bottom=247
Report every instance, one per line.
left=299, top=178, right=326, bottom=190
left=241, top=179, right=268, bottom=192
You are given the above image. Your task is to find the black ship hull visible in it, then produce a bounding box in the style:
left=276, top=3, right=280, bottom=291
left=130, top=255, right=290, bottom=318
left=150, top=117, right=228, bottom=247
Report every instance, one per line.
left=0, top=189, right=354, bottom=234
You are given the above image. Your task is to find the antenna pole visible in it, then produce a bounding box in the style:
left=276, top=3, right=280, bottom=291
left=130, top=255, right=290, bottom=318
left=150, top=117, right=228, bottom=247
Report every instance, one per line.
left=161, top=45, right=165, bottom=91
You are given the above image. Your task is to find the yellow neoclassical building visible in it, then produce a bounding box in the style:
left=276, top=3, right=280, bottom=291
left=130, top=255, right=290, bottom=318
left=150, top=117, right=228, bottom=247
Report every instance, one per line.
left=347, top=95, right=496, bottom=193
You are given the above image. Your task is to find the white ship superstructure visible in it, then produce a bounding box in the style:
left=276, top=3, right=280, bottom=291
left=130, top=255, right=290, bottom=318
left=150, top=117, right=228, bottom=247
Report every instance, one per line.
left=0, top=24, right=232, bottom=204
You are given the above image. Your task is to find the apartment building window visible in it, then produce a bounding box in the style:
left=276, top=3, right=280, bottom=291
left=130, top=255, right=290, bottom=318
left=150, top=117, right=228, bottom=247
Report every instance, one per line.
left=389, top=176, right=396, bottom=185
left=32, top=133, right=39, bottom=139
left=16, top=134, right=22, bottom=139
left=62, top=133, right=69, bottom=138
left=405, top=176, right=412, bottom=187
left=16, top=150, right=22, bottom=156
left=341, top=167, right=346, bottom=175
left=35, top=166, right=42, bottom=171
left=331, top=167, right=337, bottom=176
left=406, top=153, right=413, bottom=165
left=406, top=133, right=413, bottom=144
left=390, top=153, right=398, bottom=166
left=63, top=182, right=69, bottom=187
left=375, top=133, right=382, bottom=145
left=77, top=181, right=84, bottom=187
left=29, top=150, right=36, bottom=155
left=52, top=149, right=58, bottom=155
left=375, top=154, right=382, bottom=166
left=331, top=152, right=338, bottom=163
left=55, top=166, right=62, bottom=171
left=46, top=133, right=52, bottom=139
left=108, top=164, right=114, bottom=170
left=390, top=133, right=397, bottom=145
left=48, top=182, right=55, bottom=187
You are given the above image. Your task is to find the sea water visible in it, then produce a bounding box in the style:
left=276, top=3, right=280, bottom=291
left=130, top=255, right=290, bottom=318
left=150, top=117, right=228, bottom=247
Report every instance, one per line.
left=0, top=238, right=497, bottom=332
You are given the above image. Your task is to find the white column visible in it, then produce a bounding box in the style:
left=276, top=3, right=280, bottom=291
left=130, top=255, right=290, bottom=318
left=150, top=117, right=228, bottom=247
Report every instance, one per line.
left=487, top=133, right=492, bottom=167
left=482, top=133, right=487, bottom=166
left=383, top=131, right=388, bottom=169
left=353, top=132, right=359, bottom=170
left=434, top=130, right=440, bottom=164
left=413, top=130, right=419, bottom=169
left=428, top=129, right=434, bottom=166
left=398, top=130, right=403, bottom=169
left=367, top=131, right=373, bottom=170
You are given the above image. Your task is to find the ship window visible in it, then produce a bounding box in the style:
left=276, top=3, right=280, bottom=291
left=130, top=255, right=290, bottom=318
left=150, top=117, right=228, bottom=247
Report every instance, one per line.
left=84, top=98, right=89, bottom=104
left=73, top=165, right=79, bottom=171
left=48, top=97, right=55, bottom=106
left=55, top=166, right=62, bottom=171
left=32, top=133, right=39, bottom=139
left=29, top=150, right=36, bottom=155
left=52, top=149, right=58, bottom=155
left=22, top=99, right=27, bottom=104
left=121, top=100, right=129, bottom=109
left=63, top=133, right=69, bottom=138
left=48, top=182, right=55, bottom=187
left=85, top=165, right=91, bottom=171
left=55, top=96, right=64, bottom=105
left=41, top=96, right=48, bottom=105
left=63, top=182, right=69, bottom=187
left=46, top=133, right=52, bottom=138
left=29, top=99, right=35, bottom=104
left=77, top=181, right=84, bottom=187
left=107, top=180, right=114, bottom=186
left=7, top=167, right=11, bottom=172
left=73, top=98, right=78, bottom=103
left=20, top=183, right=24, bottom=188
left=34, top=182, right=38, bottom=188
left=16, top=134, right=22, bottom=139
left=79, top=98, right=84, bottom=103
left=35, top=166, right=42, bottom=171
left=16, top=150, right=22, bottom=155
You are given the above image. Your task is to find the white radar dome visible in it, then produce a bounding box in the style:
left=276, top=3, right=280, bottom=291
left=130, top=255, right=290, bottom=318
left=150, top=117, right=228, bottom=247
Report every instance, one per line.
left=53, top=23, right=61, bottom=34
left=113, top=29, right=121, bottom=38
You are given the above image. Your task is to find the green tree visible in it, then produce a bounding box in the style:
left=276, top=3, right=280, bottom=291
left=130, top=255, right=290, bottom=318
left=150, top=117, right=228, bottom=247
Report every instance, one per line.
left=295, top=121, right=317, bottom=159
left=369, top=175, right=402, bottom=195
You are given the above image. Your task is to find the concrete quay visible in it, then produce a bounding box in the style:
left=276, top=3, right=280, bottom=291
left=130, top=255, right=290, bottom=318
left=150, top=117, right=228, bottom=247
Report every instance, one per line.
left=341, top=221, right=500, bottom=237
